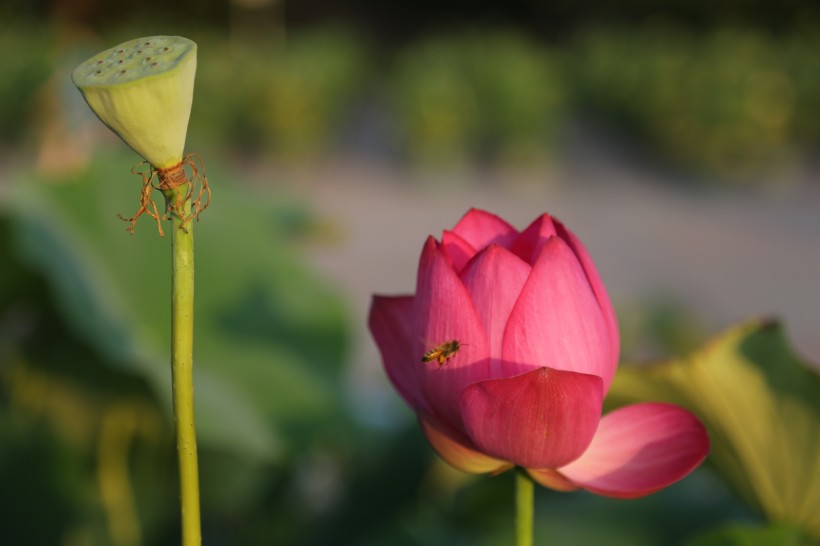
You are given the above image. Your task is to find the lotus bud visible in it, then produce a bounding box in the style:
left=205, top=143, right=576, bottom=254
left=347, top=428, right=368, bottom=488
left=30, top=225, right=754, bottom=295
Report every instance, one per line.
left=72, top=36, right=197, bottom=170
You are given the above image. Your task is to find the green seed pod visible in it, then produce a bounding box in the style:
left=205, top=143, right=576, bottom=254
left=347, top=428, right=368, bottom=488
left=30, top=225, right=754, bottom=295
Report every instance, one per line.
left=72, top=36, right=197, bottom=169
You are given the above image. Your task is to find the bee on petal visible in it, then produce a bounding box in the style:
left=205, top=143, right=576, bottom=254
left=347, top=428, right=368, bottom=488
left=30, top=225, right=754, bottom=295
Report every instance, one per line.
left=422, top=340, right=463, bottom=368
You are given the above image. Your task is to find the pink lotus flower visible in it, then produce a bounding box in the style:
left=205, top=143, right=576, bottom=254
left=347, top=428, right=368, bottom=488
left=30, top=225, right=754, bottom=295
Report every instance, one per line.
left=369, top=209, right=709, bottom=498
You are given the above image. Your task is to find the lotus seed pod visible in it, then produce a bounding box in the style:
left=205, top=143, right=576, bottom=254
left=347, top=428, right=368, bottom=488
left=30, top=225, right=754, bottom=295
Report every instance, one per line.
left=72, top=36, right=197, bottom=169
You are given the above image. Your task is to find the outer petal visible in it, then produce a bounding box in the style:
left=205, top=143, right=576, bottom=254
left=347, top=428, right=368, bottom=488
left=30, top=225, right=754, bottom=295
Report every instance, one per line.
left=441, top=230, right=477, bottom=273
left=451, top=208, right=519, bottom=251
left=369, top=295, right=430, bottom=414
left=509, top=213, right=558, bottom=265
left=414, top=237, right=491, bottom=432
left=555, top=220, right=620, bottom=372
left=460, top=245, right=531, bottom=377
left=460, top=367, right=604, bottom=469
left=502, top=236, right=614, bottom=388
left=558, top=402, right=710, bottom=499
left=420, top=415, right=512, bottom=475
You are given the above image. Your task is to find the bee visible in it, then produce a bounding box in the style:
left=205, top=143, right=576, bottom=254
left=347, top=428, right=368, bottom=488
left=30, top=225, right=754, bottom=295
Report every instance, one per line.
left=421, top=340, right=463, bottom=368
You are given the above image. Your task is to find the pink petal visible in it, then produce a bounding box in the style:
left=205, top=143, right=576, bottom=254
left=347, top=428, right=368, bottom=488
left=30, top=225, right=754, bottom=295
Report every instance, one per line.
left=441, top=230, right=477, bottom=273
left=509, top=213, right=559, bottom=265
left=460, top=245, right=531, bottom=377
left=369, top=295, right=431, bottom=414
left=502, top=236, right=615, bottom=388
left=420, top=415, right=513, bottom=475
left=414, top=236, right=491, bottom=432
left=451, top=208, right=519, bottom=251
left=461, top=367, right=604, bottom=469
left=555, top=220, right=620, bottom=372
left=558, top=402, right=710, bottom=499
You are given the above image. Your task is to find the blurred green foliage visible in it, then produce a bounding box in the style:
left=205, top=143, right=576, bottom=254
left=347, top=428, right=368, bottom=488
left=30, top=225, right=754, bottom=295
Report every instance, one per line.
left=688, top=522, right=817, bottom=546
left=190, top=27, right=368, bottom=160
left=570, top=25, right=805, bottom=180
left=0, top=24, right=53, bottom=143
left=7, top=22, right=820, bottom=179
left=390, top=36, right=482, bottom=166
left=618, top=297, right=709, bottom=361
left=391, top=31, right=566, bottom=167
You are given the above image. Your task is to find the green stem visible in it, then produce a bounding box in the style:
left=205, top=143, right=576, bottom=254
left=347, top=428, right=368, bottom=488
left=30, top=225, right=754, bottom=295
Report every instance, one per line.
left=516, top=468, right=534, bottom=546
left=168, top=189, right=201, bottom=546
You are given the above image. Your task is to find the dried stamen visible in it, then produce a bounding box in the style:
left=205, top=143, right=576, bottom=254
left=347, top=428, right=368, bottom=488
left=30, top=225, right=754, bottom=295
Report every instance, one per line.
left=117, top=154, right=211, bottom=236
left=117, top=161, right=165, bottom=236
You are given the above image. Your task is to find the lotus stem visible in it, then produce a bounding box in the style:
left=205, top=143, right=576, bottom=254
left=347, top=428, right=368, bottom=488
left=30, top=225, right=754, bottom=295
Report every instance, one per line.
left=166, top=183, right=201, bottom=546
left=516, top=468, right=534, bottom=546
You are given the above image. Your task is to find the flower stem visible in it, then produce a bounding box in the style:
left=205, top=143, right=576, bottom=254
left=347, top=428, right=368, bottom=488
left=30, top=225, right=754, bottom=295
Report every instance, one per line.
left=168, top=189, right=201, bottom=546
left=516, top=468, right=534, bottom=546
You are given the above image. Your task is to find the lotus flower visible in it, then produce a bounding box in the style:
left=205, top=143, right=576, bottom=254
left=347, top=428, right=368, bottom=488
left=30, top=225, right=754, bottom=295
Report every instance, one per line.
left=369, top=209, right=709, bottom=498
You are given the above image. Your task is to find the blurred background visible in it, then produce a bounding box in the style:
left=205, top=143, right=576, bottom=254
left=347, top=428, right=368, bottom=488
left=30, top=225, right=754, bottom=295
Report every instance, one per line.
left=1, top=0, right=819, bottom=544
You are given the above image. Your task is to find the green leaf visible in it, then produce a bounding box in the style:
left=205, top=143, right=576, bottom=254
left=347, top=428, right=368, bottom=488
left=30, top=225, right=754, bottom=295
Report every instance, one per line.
left=608, top=320, right=820, bottom=541
left=7, top=153, right=350, bottom=462
left=687, top=522, right=814, bottom=546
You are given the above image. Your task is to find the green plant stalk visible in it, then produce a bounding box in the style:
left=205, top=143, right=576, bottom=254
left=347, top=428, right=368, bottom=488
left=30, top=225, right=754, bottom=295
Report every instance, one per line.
left=516, top=468, right=534, bottom=546
left=167, top=188, right=202, bottom=546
